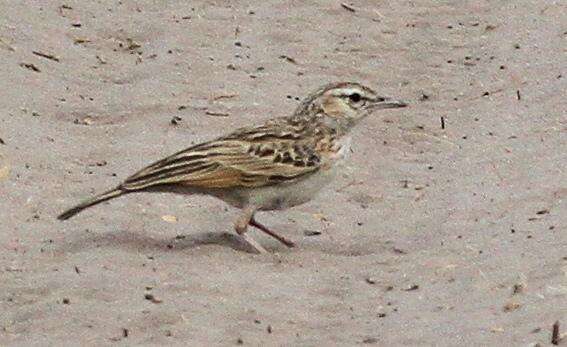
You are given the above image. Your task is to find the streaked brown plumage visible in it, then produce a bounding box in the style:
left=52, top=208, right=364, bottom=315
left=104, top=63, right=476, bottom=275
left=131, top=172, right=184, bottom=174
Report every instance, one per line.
left=58, top=82, right=406, bottom=253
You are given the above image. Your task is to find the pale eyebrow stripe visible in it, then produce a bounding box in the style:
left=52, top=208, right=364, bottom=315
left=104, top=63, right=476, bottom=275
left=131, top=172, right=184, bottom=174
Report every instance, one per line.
left=331, top=88, right=363, bottom=97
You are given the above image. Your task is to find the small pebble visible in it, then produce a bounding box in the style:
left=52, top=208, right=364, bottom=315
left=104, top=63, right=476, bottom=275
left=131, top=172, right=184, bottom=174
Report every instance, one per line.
left=363, top=337, right=378, bottom=344
left=144, top=293, right=162, bottom=304
left=170, top=116, right=182, bottom=125
left=404, top=284, right=419, bottom=291
left=512, top=283, right=524, bottom=295
left=502, top=302, right=520, bottom=312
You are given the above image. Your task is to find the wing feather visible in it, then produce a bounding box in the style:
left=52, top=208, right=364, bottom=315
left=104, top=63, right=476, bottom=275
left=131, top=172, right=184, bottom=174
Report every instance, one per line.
left=121, top=128, right=322, bottom=190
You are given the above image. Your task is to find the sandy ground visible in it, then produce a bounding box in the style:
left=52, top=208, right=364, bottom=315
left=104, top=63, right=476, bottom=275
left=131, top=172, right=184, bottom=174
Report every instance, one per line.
left=1, top=0, right=566, bottom=345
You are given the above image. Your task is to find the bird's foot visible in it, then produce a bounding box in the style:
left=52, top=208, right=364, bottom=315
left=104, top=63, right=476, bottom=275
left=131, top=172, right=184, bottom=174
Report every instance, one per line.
left=238, top=233, right=268, bottom=254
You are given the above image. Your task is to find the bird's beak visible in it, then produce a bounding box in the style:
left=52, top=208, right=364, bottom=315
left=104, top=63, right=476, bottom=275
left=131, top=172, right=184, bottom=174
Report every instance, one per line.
left=370, top=97, right=408, bottom=110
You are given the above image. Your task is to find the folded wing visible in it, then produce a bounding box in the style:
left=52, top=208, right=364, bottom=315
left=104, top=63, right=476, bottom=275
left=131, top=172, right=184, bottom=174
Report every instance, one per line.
left=121, top=134, right=322, bottom=191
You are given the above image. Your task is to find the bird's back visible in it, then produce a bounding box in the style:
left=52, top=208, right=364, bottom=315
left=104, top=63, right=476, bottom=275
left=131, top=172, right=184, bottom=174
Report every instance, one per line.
left=120, top=115, right=341, bottom=192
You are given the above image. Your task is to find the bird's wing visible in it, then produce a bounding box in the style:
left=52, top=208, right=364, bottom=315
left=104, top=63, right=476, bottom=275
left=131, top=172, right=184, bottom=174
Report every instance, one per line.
left=121, top=123, right=322, bottom=191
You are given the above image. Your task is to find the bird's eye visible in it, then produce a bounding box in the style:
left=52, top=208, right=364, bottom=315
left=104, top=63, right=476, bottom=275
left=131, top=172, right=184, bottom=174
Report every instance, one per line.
left=349, top=93, right=362, bottom=102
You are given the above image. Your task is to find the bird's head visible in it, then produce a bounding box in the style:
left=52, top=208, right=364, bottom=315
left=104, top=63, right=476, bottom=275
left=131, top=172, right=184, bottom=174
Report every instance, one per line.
left=295, top=82, right=407, bottom=130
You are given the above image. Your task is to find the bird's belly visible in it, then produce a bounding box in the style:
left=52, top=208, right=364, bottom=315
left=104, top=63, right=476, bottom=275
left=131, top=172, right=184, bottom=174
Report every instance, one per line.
left=222, top=165, right=341, bottom=211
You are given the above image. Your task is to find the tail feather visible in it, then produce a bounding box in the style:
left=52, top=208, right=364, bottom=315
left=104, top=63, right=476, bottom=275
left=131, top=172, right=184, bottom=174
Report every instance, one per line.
left=58, top=187, right=125, bottom=220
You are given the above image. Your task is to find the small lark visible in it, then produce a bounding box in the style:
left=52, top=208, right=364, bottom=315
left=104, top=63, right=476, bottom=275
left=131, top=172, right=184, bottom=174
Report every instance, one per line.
left=58, top=82, right=406, bottom=253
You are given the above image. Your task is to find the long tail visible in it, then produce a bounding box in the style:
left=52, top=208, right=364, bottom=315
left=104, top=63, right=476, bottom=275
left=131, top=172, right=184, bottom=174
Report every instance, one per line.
left=58, top=187, right=125, bottom=220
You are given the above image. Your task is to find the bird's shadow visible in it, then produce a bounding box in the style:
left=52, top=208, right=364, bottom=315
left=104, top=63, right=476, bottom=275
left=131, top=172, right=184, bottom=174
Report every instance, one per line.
left=56, top=229, right=272, bottom=255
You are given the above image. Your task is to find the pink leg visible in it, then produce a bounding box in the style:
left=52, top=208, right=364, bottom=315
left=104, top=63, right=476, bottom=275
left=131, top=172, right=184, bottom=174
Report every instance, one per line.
left=234, top=207, right=267, bottom=254
left=250, top=218, right=296, bottom=248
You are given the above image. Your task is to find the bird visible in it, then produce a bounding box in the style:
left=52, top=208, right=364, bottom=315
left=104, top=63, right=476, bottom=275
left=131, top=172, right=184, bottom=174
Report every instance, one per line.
left=58, top=82, right=407, bottom=253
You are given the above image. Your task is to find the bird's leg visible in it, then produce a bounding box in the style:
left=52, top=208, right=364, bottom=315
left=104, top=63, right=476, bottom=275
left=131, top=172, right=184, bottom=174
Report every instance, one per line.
left=249, top=217, right=296, bottom=248
left=234, top=207, right=267, bottom=254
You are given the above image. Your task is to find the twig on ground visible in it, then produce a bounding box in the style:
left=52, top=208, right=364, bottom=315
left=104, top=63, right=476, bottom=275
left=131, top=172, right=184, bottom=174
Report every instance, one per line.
left=205, top=111, right=230, bottom=117
left=552, top=321, right=560, bottom=345
left=32, top=51, right=60, bottom=62
left=341, top=3, right=356, bottom=12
